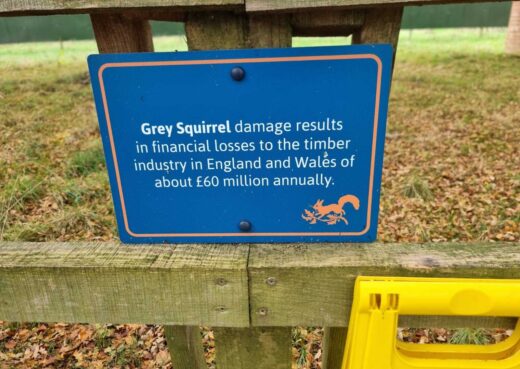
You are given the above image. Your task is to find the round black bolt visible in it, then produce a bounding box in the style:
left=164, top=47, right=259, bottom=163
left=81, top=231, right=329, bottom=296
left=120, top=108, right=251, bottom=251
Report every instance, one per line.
left=239, top=220, right=252, bottom=232
left=231, top=66, right=245, bottom=81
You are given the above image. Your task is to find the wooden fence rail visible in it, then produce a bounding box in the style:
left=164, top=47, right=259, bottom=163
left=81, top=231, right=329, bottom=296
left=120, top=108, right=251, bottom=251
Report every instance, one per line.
left=1, top=242, right=518, bottom=329
left=2, top=242, right=519, bottom=368
left=0, top=0, right=508, bottom=16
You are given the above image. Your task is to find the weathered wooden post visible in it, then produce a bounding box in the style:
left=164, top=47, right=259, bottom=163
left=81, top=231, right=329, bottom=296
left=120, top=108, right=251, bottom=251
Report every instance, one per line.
left=185, top=7, right=401, bottom=369
left=182, top=12, right=294, bottom=369
left=90, top=13, right=154, bottom=53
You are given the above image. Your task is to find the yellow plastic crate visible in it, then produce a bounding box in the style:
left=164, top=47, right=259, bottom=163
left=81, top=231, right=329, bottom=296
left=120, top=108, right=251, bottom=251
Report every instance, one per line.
left=342, top=277, right=520, bottom=369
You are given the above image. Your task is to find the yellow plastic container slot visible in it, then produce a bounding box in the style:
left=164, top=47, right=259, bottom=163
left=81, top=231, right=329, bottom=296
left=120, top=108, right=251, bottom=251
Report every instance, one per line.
left=342, top=277, right=520, bottom=369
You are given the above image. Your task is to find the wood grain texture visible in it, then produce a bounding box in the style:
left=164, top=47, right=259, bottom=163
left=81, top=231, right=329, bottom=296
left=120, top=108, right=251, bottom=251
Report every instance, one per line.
left=213, top=327, right=292, bottom=369
left=0, top=0, right=507, bottom=15
left=291, top=10, right=364, bottom=37
left=352, top=7, right=403, bottom=50
left=184, top=14, right=292, bottom=369
left=185, top=12, right=291, bottom=50
left=322, top=327, right=348, bottom=369
left=0, top=0, right=243, bottom=15
left=123, top=9, right=186, bottom=22
left=91, top=13, right=154, bottom=53
left=246, top=0, right=505, bottom=12
left=186, top=11, right=248, bottom=50
left=248, top=14, right=292, bottom=48
left=1, top=242, right=519, bottom=327
left=249, top=242, right=520, bottom=327
left=164, top=326, right=207, bottom=369
left=0, top=242, right=249, bottom=326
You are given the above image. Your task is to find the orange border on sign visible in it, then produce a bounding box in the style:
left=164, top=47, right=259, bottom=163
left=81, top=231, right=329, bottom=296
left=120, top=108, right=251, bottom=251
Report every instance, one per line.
left=98, top=54, right=383, bottom=238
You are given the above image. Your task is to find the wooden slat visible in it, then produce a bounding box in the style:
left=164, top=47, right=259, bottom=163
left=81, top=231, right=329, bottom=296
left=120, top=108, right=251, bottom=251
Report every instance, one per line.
left=185, top=12, right=292, bottom=50
left=0, top=0, right=243, bottom=16
left=248, top=14, right=292, bottom=48
left=0, top=242, right=519, bottom=328
left=213, top=327, right=292, bottom=369
left=248, top=242, right=520, bottom=327
left=245, top=0, right=506, bottom=12
left=0, top=0, right=509, bottom=15
left=291, top=10, right=364, bottom=37
left=123, top=9, right=186, bottom=22
left=0, top=242, right=249, bottom=326
left=352, top=7, right=403, bottom=59
left=91, top=13, right=154, bottom=53
left=184, top=11, right=293, bottom=369
left=322, top=327, right=348, bottom=369
left=164, top=326, right=207, bottom=369
left=185, top=11, right=249, bottom=50
left=0, top=242, right=519, bottom=327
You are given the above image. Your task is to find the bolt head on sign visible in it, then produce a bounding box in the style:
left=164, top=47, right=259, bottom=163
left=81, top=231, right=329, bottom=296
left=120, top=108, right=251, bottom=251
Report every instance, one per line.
left=88, top=45, right=393, bottom=243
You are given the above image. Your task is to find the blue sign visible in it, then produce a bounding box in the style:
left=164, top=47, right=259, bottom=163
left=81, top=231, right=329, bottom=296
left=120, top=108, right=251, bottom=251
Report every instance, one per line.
left=88, top=45, right=393, bottom=243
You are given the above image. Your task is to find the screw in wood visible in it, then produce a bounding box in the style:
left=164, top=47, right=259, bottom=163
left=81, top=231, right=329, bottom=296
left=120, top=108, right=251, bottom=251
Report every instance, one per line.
left=266, top=277, right=277, bottom=286
left=257, top=307, right=268, bottom=316
left=216, top=277, right=227, bottom=286
left=215, top=306, right=228, bottom=313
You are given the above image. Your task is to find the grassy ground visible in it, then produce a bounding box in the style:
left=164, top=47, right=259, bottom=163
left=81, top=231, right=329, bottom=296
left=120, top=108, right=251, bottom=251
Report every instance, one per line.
left=0, top=28, right=508, bottom=65
left=0, top=29, right=519, bottom=368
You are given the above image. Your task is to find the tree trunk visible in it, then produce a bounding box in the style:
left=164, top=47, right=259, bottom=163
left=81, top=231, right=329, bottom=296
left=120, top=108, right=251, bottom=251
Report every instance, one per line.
left=506, top=1, right=520, bottom=55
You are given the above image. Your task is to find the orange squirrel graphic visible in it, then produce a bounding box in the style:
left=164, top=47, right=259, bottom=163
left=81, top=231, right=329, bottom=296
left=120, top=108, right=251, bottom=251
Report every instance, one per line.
left=313, top=195, right=360, bottom=218
left=303, top=194, right=360, bottom=225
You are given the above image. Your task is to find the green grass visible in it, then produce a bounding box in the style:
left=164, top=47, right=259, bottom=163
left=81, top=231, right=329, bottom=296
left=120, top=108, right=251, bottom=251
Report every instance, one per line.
left=449, top=328, right=491, bottom=345
left=402, top=175, right=434, bottom=201
left=0, top=28, right=508, bottom=66
left=66, top=145, right=105, bottom=178
left=397, top=28, right=508, bottom=56
left=0, top=36, right=187, bottom=65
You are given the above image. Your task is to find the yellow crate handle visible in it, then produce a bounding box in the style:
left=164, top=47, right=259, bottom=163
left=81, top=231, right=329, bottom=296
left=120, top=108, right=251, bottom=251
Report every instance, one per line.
left=342, top=277, right=520, bottom=369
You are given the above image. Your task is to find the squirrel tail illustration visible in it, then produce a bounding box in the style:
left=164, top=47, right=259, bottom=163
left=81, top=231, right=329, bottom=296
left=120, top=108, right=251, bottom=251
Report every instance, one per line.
left=338, top=194, right=360, bottom=210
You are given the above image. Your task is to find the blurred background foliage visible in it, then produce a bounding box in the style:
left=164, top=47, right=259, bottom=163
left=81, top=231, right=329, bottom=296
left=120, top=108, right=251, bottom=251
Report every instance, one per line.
left=0, top=2, right=513, bottom=44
